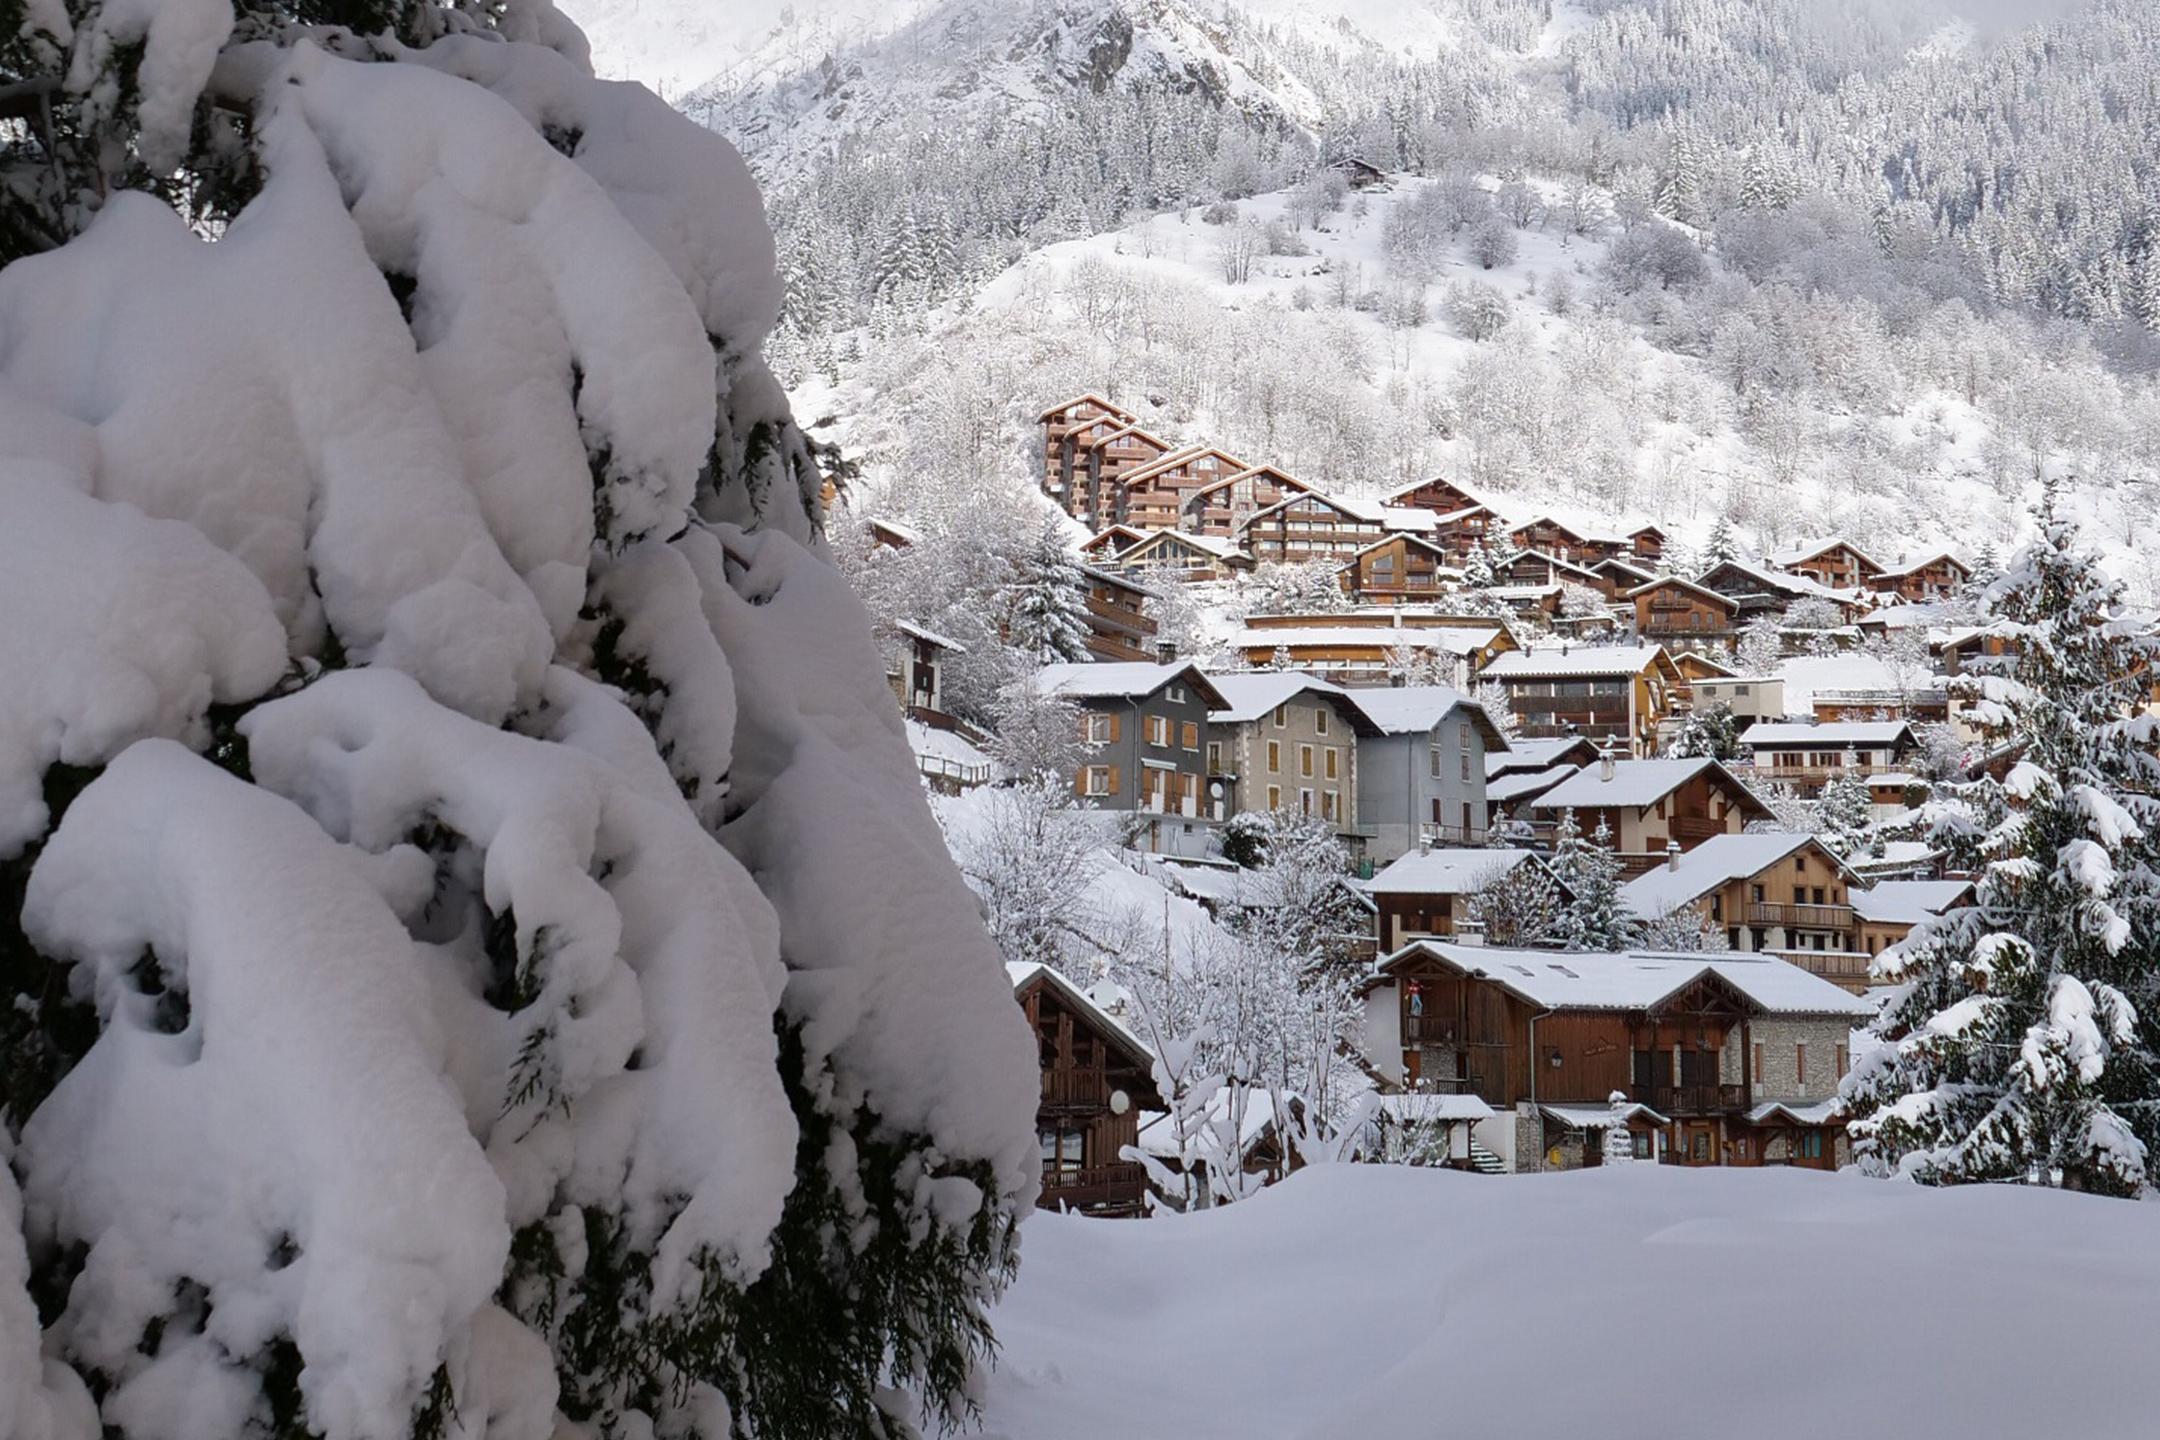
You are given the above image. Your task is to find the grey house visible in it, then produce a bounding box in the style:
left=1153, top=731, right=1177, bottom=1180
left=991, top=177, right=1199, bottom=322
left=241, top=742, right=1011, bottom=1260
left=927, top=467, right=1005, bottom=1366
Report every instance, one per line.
left=1034, top=662, right=1229, bottom=858
left=1203, top=671, right=1376, bottom=847
left=1345, top=686, right=1509, bottom=865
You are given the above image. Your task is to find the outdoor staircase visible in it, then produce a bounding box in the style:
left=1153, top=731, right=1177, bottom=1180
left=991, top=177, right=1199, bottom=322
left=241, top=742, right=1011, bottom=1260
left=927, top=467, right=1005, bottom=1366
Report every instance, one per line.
left=1466, top=1139, right=1509, bottom=1175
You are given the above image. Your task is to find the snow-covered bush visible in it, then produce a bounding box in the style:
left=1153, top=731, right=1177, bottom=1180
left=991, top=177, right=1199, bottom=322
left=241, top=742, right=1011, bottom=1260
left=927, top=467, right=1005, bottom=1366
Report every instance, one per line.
left=0, top=4, right=1037, bottom=1436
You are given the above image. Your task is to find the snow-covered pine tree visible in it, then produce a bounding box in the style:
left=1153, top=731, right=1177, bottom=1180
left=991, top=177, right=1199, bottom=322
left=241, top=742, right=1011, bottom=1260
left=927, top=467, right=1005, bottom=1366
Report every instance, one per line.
left=1603, top=1092, right=1636, bottom=1164
left=1842, top=485, right=2160, bottom=1196
left=1004, top=518, right=1092, bottom=664
left=1666, top=700, right=1739, bottom=760
left=1701, top=514, right=1741, bottom=570
left=1461, top=536, right=1501, bottom=589
left=1815, top=770, right=1875, bottom=859
left=0, top=5, right=1038, bottom=1436
left=1549, top=810, right=1636, bottom=952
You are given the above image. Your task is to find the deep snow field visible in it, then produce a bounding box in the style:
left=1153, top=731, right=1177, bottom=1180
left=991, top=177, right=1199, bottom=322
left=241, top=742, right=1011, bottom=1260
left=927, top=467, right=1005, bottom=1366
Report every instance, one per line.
left=981, top=1164, right=2159, bottom=1440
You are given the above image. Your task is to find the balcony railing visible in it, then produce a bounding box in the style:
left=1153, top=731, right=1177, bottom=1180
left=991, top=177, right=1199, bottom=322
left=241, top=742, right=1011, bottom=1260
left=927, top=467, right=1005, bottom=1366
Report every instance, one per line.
left=1767, top=949, right=1874, bottom=982
left=1738, top=761, right=1900, bottom=782
left=1039, top=1162, right=1149, bottom=1215
left=1632, top=1083, right=1747, bottom=1115
left=1041, top=1069, right=1109, bottom=1107
left=1747, top=902, right=1855, bottom=931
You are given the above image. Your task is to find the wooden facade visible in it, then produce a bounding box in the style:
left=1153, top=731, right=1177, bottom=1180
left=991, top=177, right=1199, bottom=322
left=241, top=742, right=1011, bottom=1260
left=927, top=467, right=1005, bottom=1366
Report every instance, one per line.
left=1116, top=445, right=1253, bottom=533
left=1776, top=540, right=1882, bottom=591
left=1866, top=553, right=1971, bottom=603
left=1081, top=566, right=1159, bottom=663
left=1241, top=491, right=1386, bottom=564
left=1631, top=576, right=1740, bottom=651
left=1505, top=516, right=1628, bottom=566
left=1013, top=966, right=1163, bottom=1216
left=1183, top=463, right=1310, bottom=538
left=1383, top=476, right=1486, bottom=516
left=1529, top=763, right=1769, bottom=868
left=1336, top=535, right=1458, bottom=604
left=1101, top=528, right=1252, bottom=582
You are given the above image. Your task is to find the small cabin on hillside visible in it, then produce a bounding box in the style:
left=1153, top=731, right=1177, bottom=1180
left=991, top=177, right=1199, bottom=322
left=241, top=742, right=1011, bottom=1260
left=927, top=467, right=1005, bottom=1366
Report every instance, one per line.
left=1773, top=539, right=1884, bottom=591
left=1621, top=833, right=1871, bottom=988
left=1525, top=755, right=1773, bottom=872
left=1630, top=576, right=1741, bottom=652
left=1011, top=963, right=1163, bottom=1217
left=1337, top=534, right=1461, bottom=604
left=1866, top=552, right=1971, bottom=604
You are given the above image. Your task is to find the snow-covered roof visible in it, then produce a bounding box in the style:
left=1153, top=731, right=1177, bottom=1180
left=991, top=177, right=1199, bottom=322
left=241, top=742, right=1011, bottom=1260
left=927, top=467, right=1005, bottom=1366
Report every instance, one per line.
left=1773, top=537, right=1880, bottom=569
left=1875, top=551, right=1970, bottom=579
left=1539, top=1101, right=1670, bottom=1130
left=1739, top=721, right=1915, bottom=749
left=1482, top=643, right=1668, bottom=680
left=1627, top=574, right=1739, bottom=609
left=1033, top=661, right=1224, bottom=706
left=1234, top=626, right=1497, bottom=656
left=1745, top=1099, right=1843, bottom=1126
left=1007, top=960, right=1155, bottom=1069
left=1507, top=512, right=1632, bottom=546
left=867, top=515, right=921, bottom=545
left=1850, top=879, right=1974, bottom=926
left=1385, top=942, right=1876, bottom=1017
left=1698, top=558, right=1862, bottom=604
left=1380, top=507, right=1441, bottom=531
left=1621, top=833, right=1849, bottom=917
left=1121, top=528, right=1249, bottom=561
left=905, top=719, right=991, bottom=771
left=1038, top=392, right=1136, bottom=423
left=1486, top=765, right=1581, bottom=804
left=1530, top=758, right=1768, bottom=815
left=1344, top=685, right=1507, bottom=748
left=896, top=618, right=965, bottom=652
left=1118, top=443, right=1249, bottom=487
left=1205, top=671, right=1356, bottom=725
left=1363, top=847, right=1543, bottom=897
left=1375, top=1093, right=1496, bottom=1124
left=1487, top=737, right=1596, bottom=777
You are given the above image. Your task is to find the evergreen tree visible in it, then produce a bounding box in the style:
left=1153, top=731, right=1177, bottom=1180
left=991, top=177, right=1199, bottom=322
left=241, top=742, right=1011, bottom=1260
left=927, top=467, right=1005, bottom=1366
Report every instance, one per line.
left=1843, top=485, right=2160, bottom=1195
left=1667, top=700, right=1739, bottom=761
left=1815, top=770, right=1876, bottom=859
left=1004, top=519, right=1093, bottom=663
left=1701, top=514, right=1741, bottom=570
left=1549, top=810, right=1636, bottom=951
left=1604, top=1091, right=1637, bottom=1164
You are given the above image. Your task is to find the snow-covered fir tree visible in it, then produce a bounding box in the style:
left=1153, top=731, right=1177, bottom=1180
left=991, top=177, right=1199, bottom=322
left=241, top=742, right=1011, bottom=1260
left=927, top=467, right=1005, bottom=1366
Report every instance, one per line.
left=1666, top=700, right=1740, bottom=760
left=1815, top=771, right=1876, bottom=859
left=1842, top=486, right=2160, bottom=1196
left=1003, top=518, right=1093, bottom=664
left=1548, top=810, right=1637, bottom=952
left=1603, top=1092, right=1636, bottom=1164
left=0, top=4, right=1038, bottom=1435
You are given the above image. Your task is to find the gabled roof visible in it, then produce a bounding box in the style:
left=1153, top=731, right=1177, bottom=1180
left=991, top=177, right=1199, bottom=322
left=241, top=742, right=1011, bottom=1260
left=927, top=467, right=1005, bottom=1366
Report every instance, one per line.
left=895, top=619, right=965, bottom=653
left=1874, top=551, right=1972, bottom=580
left=1038, top=392, right=1138, bottom=424
left=1116, top=529, right=1251, bottom=563
left=1485, top=764, right=1582, bottom=805
left=1185, top=462, right=1313, bottom=506
left=1696, top=559, right=1862, bottom=605
left=1500, top=548, right=1606, bottom=584
left=1363, top=847, right=1548, bottom=897
left=1241, top=489, right=1390, bottom=529
left=1428, top=501, right=1506, bottom=527
left=1745, top=1099, right=1842, bottom=1126
left=1380, top=941, right=1876, bottom=1016
left=1482, top=643, right=1675, bottom=681
left=1774, top=537, right=1884, bottom=573
left=1381, top=475, right=1497, bottom=510
left=867, top=516, right=920, bottom=547
left=1595, top=555, right=1660, bottom=583
left=1032, top=661, right=1228, bottom=708
left=1118, top=444, right=1251, bottom=489
left=1377, top=1093, right=1498, bottom=1125
left=1074, top=420, right=1173, bottom=454
left=1008, top=961, right=1155, bottom=1072
left=1507, top=513, right=1632, bottom=546
left=1529, top=757, right=1772, bottom=817
left=1621, top=832, right=1858, bottom=918
left=1738, top=721, right=1915, bottom=749
left=1850, top=879, right=1975, bottom=925
left=1487, top=737, right=1601, bottom=778
left=1205, top=671, right=1370, bottom=728
left=1079, top=562, right=1154, bottom=597
left=1335, top=533, right=1462, bottom=572
left=1627, top=574, right=1740, bottom=611
left=1344, top=686, right=1510, bottom=750
left=1380, top=507, right=1442, bottom=532
left=1540, top=1101, right=1670, bottom=1130
left=1079, top=524, right=1149, bottom=554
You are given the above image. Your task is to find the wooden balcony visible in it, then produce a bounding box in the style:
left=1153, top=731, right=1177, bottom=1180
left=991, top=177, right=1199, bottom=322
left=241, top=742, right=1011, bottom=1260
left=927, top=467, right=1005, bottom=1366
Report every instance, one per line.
left=1085, top=592, right=1157, bottom=637
left=1748, top=902, right=1854, bottom=931
left=1769, top=949, right=1874, bottom=984
left=1671, top=816, right=1730, bottom=844
left=1633, top=1083, right=1747, bottom=1115
left=1040, top=1162, right=1149, bottom=1216
left=1041, top=1068, right=1110, bottom=1108
left=1740, top=761, right=1900, bottom=782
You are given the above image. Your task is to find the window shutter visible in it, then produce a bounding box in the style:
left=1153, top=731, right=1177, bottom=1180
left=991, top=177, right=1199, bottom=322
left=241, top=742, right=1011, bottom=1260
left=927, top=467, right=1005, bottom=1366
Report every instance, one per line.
left=1108, top=712, right=1122, bottom=743
left=1108, top=765, right=1121, bottom=795
left=1075, top=766, right=1087, bottom=798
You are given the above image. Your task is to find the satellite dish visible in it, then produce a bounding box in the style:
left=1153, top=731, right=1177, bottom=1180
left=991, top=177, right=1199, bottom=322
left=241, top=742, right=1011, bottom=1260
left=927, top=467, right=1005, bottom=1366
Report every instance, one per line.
left=1209, top=781, right=1224, bottom=798
left=1110, top=1090, right=1131, bottom=1116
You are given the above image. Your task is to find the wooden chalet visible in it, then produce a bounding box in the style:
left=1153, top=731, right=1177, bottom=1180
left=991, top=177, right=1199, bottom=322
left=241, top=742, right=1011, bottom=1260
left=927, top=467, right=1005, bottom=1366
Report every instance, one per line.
left=1696, top=558, right=1865, bottom=624
left=1625, top=524, right=1667, bottom=563
left=1621, top=833, right=1873, bottom=990
left=1771, top=538, right=1883, bottom=591
left=1182, top=462, right=1312, bottom=538
left=1495, top=548, right=1606, bottom=592
left=1866, top=551, right=1971, bottom=604
left=1037, top=393, right=1180, bottom=529
left=1077, top=524, right=1150, bottom=564
left=1504, top=515, right=1632, bottom=567
left=1525, top=754, right=1774, bottom=873
left=1479, top=643, right=1686, bottom=756
left=1734, top=721, right=1917, bottom=797
left=1010, top=963, right=1162, bottom=1216
left=1080, top=564, right=1160, bottom=663
left=1366, top=942, right=1872, bottom=1171
left=1589, top=554, right=1659, bottom=602
left=866, top=516, right=920, bottom=551
left=1329, top=155, right=1387, bottom=188
left=1364, top=848, right=1563, bottom=950
left=1115, top=444, right=1254, bottom=533
left=1232, top=615, right=1515, bottom=686
left=1099, top=527, right=1252, bottom=582
left=1427, top=503, right=1507, bottom=562
left=1336, top=534, right=1461, bottom=604
left=1239, top=490, right=1388, bottom=564
left=1630, top=575, right=1740, bottom=652
left=1382, top=475, right=1489, bottom=516
left=1851, top=880, right=1975, bottom=969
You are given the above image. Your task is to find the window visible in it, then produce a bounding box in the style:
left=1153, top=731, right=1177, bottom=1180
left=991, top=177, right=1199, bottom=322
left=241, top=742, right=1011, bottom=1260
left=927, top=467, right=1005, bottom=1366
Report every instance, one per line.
left=1299, top=788, right=1314, bottom=816
left=1429, top=746, right=1443, bottom=780
left=1795, top=1044, right=1808, bottom=1092
left=1750, top=883, right=1764, bottom=903
left=1182, top=721, right=1200, bottom=751
left=1322, top=790, right=1339, bottom=822
left=1752, top=1043, right=1763, bottom=1081
left=1086, top=713, right=1112, bottom=743
left=1038, top=1126, right=1085, bottom=1175
left=1324, top=748, right=1339, bottom=780
left=1266, top=785, right=1281, bottom=810
left=1460, top=750, right=1471, bottom=782
left=1631, top=1133, right=1652, bottom=1160
left=1836, top=1045, right=1849, bottom=1079
left=1267, top=741, right=1281, bottom=773
left=1315, top=708, right=1329, bottom=736
left=1801, top=1131, right=1823, bottom=1159
left=1084, top=766, right=1111, bottom=796
left=1145, top=715, right=1168, bottom=747
left=1206, top=742, right=1223, bottom=774
left=1168, top=685, right=1186, bottom=703
left=1273, top=704, right=1287, bottom=728
left=1300, top=745, right=1314, bottom=778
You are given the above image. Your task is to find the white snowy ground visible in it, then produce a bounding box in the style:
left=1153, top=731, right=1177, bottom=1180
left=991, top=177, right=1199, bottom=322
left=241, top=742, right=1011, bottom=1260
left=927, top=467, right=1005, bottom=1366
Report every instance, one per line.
left=981, top=1163, right=2160, bottom=1440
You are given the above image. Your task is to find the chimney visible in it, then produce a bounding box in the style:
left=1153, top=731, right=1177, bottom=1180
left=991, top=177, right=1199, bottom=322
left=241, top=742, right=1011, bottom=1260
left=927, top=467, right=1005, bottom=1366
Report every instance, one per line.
left=1667, top=839, right=1682, bottom=872
left=1455, top=919, right=1486, bottom=948
left=1155, top=641, right=1177, bottom=664
left=1600, top=747, right=1616, bottom=783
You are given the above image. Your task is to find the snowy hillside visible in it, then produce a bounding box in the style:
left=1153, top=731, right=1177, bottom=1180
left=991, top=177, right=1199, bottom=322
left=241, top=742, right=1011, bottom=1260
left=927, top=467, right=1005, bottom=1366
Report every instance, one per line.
left=983, top=1163, right=2160, bottom=1439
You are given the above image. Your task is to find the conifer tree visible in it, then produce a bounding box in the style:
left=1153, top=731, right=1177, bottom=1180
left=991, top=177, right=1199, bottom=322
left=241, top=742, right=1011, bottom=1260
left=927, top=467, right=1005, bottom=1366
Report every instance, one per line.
left=1004, top=519, right=1093, bottom=663
left=1549, top=810, right=1636, bottom=951
left=1815, top=770, right=1875, bottom=859
left=1667, top=700, right=1739, bottom=761
left=1701, top=514, right=1741, bottom=571
left=1842, top=485, right=2160, bottom=1195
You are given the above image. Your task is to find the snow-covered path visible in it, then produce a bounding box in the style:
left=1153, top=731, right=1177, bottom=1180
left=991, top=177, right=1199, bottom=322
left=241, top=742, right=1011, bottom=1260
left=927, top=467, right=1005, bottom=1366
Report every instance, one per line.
left=982, top=1164, right=2160, bottom=1440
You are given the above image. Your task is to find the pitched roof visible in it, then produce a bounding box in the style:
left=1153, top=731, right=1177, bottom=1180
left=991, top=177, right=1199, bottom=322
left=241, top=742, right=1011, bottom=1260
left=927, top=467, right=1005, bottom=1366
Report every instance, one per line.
left=1336, top=533, right=1462, bottom=570
left=1745, top=1099, right=1842, bottom=1126
left=1233, top=626, right=1499, bottom=657
left=1486, top=764, right=1582, bottom=804
left=1738, top=721, right=1915, bottom=749
left=1242, top=489, right=1391, bottom=527
left=1381, top=941, right=1875, bottom=1017
left=895, top=619, right=965, bottom=652
left=1529, top=757, right=1771, bottom=815
left=1205, top=671, right=1364, bottom=726
left=1117, top=528, right=1249, bottom=562
left=1627, top=574, right=1740, bottom=610
left=1773, top=538, right=1883, bottom=572
left=1697, top=559, right=1862, bottom=604
left=1032, top=661, right=1227, bottom=707
left=1117, top=444, right=1251, bottom=488
left=1079, top=524, right=1149, bottom=552
left=1185, top=462, right=1313, bottom=505
left=1038, top=392, right=1137, bottom=424
left=1074, top=420, right=1172, bottom=453
left=1540, top=1101, right=1670, bottom=1129
left=1483, top=643, right=1671, bottom=680
left=1376, top=1093, right=1497, bottom=1124
left=1363, top=847, right=1545, bottom=897
left=1621, top=833, right=1853, bottom=917
left=1875, top=551, right=1971, bottom=579
left=1007, top=961, right=1154, bottom=1070
left=1380, top=507, right=1441, bottom=531
left=1850, top=879, right=1975, bottom=925
left=1344, top=685, right=1509, bottom=748
left=1487, top=737, right=1600, bottom=777
left=1507, top=513, right=1632, bottom=546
